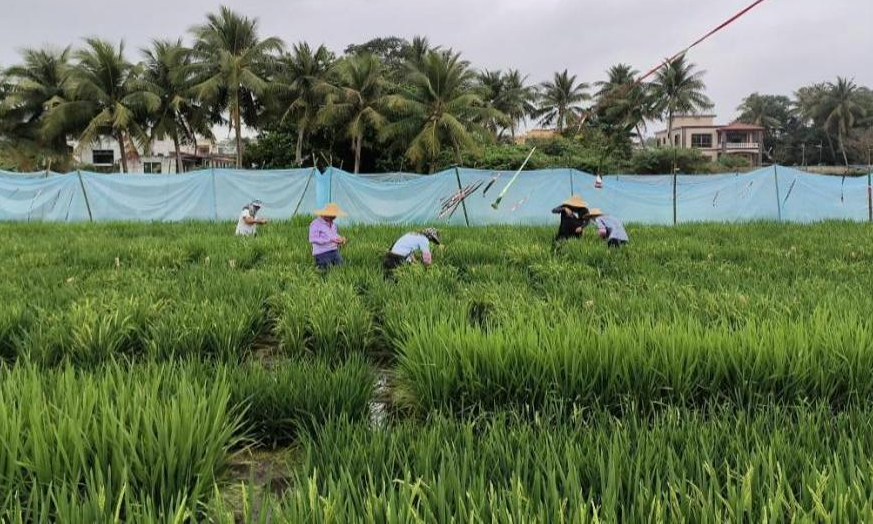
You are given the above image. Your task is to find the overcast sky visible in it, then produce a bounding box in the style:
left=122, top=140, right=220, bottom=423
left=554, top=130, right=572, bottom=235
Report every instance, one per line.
left=2, top=0, right=870, bottom=138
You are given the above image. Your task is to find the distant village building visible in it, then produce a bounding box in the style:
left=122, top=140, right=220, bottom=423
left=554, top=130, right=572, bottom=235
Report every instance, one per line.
left=70, top=137, right=237, bottom=173
left=654, top=115, right=764, bottom=166
left=514, top=128, right=558, bottom=144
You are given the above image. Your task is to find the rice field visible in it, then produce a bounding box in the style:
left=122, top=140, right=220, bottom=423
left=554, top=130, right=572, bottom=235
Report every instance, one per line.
left=2, top=219, right=872, bottom=522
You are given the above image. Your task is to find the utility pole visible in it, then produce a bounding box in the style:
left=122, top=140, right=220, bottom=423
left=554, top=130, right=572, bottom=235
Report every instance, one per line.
left=801, top=143, right=806, bottom=168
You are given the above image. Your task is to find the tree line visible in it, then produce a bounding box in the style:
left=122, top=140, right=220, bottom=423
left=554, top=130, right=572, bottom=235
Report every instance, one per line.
left=0, top=6, right=870, bottom=174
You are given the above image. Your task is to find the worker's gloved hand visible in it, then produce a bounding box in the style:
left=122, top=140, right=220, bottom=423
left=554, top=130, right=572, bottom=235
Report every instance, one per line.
left=599, top=229, right=607, bottom=239
left=575, top=227, right=584, bottom=234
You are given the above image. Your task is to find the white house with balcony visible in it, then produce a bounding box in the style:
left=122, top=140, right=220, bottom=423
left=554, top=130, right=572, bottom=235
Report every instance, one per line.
left=654, top=115, right=764, bottom=166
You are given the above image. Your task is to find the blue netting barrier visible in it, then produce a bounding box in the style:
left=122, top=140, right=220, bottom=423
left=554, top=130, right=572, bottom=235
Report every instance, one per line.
left=1, top=165, right=870, bottom=224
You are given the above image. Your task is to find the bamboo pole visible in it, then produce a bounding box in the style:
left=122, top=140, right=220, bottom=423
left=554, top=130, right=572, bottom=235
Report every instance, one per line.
left=773, top=165, right=782, bottom=222
left=76, top=170, right=94, bottom=223
left=453, top=167, right=471, bottom=227
left=292, top=167, right=317, bottom=218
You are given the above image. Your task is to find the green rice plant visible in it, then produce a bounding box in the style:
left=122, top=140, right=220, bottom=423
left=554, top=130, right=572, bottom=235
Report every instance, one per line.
left=273, top=281, right=374, bottom=360
left=146, top=299, right=265, bottom=362
left=249, top=405, right=873, bottom=523
left=0, top=362, right=243, bottom=520
left=394, top=305, right=873, bottom=414
left=223, top=356, right=374, bottom=446
left=18, top=295, right=164, bottom=367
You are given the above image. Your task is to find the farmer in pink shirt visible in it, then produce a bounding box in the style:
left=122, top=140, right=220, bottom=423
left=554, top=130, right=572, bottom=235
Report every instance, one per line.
left=309, top=203, right=348, bottom=269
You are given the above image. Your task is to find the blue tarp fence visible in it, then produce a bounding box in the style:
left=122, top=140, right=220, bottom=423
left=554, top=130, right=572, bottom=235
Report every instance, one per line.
left=1, top=165, right=871, bottom=224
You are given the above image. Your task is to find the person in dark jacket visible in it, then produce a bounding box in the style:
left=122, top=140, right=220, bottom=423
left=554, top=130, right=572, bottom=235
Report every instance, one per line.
left=551, top=195, right=590, bottom=241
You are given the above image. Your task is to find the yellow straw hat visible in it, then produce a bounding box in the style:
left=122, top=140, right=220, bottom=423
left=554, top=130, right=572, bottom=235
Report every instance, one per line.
left=560, top=195, right=588, bottom=209
left=584, top=208, right=604, bottom=219
left=314, top=202, right=348, bottom=218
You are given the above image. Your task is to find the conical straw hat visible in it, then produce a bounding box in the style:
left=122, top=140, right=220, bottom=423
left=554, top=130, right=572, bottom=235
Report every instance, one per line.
left=314, top=202, right=348, bottom=218
left=560, top=195, right=588, bottom=209
left=584, top=208, right=604, bottom=219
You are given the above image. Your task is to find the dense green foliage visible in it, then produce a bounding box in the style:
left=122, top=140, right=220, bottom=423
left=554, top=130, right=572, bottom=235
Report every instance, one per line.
left=2, top=220, right=873, bottom=521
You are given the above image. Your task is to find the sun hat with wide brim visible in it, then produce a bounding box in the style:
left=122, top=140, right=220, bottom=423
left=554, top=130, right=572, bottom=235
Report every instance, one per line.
left=420, top=227, right=441, bottom=245
left=583, top=208, right=604, bottom=219
left=560, top=195, right=588, bottom=209
left=314, top=203, right=348, bottom=218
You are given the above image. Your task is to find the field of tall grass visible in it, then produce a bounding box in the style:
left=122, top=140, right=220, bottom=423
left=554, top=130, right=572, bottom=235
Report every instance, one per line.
left=1, top=219, right=872, bottom=522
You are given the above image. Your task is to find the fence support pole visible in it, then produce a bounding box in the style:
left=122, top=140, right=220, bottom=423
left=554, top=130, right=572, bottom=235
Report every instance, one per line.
left=672, top=171, right=677, bottom=225
left=210, top=166, right=218, bottom=220
left=773, top=165, right=782, bottom=222
left=75, top=170, right=94, bottom=222
left=868, top=171, right=872, bottom=223
left=292, top=167, right=316, bottom=218
left=454, top=166, right=471, bottom=227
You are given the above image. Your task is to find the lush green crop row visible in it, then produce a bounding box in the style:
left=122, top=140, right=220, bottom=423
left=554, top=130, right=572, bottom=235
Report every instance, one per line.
left=212, top=406, right=873, bottom=523
left=0, top=358, right=372, bottom=522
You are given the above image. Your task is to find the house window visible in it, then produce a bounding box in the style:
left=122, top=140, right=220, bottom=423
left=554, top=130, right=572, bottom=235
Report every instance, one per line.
left=92, top=150, right=114, bottom=165
left=143, top=162, right=162, bottom=174
left=674, top=135, right=680, bottom=146
left=691, top=134, right=713, bottom=148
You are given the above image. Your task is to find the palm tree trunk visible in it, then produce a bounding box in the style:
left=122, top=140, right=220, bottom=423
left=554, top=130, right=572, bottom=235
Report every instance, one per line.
left=234, top=91, right=243, bottom=169
left=557, top=108, right=564, bottom=133
left=117, top=132, right=128, bottom=174
left=296, top=125, right=305, bottom=166
left=838, top=128, right=850, bottom=170
left=172, top=131, right=183, bottom=174
left=825, top=132, right=836, bottom=163
left=354, top=135, right=362, bottom=174
left=666, top=110, right=674, bottom=147
left=635, top=124, right=645, bottom=146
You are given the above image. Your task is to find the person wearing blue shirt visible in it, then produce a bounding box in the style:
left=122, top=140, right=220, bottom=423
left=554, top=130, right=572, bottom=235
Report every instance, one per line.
left=383, top=228, right=441, bottom=278
left=584, top=208, right=629, bottom=248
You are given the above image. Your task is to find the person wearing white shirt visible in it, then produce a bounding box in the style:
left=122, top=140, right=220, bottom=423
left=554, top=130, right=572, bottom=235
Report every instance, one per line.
left=383, top=228, right=441, bottom=278
left=235, top=200, right=268, bottom=236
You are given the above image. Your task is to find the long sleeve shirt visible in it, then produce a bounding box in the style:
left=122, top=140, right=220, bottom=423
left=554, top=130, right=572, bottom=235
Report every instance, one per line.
left=309, top=217, right=341, bottom=256
left=594, top=216, right=629, bottom=243
left=552, top=206, right=589, bottom=240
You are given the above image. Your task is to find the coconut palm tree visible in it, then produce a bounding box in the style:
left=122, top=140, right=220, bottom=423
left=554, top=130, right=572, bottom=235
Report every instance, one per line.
left=650, top=55, right=713, bottom=141
left=189, top=7, right=283, bottom=168
left=405, top=36, right=435, bottom=69
left=736, top=93, right=784, bottom=129
left=319, top=53, right=389, bottom=174
left=477, top=69, right=534, bottom=140
left=44, top=39, right=159, bottom=173
left=594, top=63, right=652, bottom=143
left=820, top=77, right=867, bottom=168
left=142, top=39, right=212, bottom=173
left=0, top=47, right=74, bottom=168
left=500, top=69, right=538, bottom=140
left=276, top=42, right=334, bottom=166
left=534, top=70, right=590, bottom=133
left=382, top=50, right=496, bottom=172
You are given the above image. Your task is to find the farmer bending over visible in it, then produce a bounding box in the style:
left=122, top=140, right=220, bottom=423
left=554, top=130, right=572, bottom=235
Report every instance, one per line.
left=585, top=208, right=629, bottom=248
left=383, top=228, right=441, bottom=277
left=309, top=203, right=347, bottom=269
left=235, top=200, right=268, bottom=236
left=551, top=195, right=589, bottom=241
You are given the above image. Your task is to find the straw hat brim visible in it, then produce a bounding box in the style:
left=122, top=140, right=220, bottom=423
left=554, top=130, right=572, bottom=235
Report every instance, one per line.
left=561, top=195, right=588, bottom=209
left=314, top=205, right=348, bottom=218
left=584, top=208, right=604, bottom=219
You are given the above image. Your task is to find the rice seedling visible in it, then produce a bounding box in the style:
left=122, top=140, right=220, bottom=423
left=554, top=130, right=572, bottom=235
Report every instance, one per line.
left=0, top=362, right=243, bottom=520
left=223, top=356, right=374, bottom=446
left=253, top=405, right=873, bottom=523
